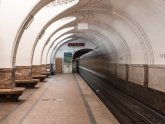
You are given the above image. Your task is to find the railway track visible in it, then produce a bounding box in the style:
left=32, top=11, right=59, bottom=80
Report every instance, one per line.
left=79, top=71, right=165, bottom=124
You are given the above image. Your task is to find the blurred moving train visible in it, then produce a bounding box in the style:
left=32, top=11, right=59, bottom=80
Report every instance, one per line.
left=73, top=46, right=165, bottom=124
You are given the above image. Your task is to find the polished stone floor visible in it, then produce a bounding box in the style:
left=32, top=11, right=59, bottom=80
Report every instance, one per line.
left=0, top=74, right=119, bottom=124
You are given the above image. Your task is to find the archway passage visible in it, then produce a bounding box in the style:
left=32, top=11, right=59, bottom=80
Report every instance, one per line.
left=53, top=40, right=96, bottom=74
left=72, top=48, right=93, bottom=73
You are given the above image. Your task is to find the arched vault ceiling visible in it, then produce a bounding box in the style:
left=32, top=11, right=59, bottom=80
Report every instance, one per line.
left=1, top=0, right=165, bottom=68
left=12, top=0, right=96, bottom=66
left=31, top=0, right=155, bottom=66
left=13, top=0, right=112, bottom=67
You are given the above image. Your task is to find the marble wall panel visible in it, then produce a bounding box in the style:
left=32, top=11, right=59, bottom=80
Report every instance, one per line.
left=15, top=66, right=32, bottom=80
left=0, top=68, right=14, bottom=89
left=128, top=65, right=145, bottom=86
left=41, top=64, right=47, bottom=73
left=148, top=65, right=165, bottom=92
left=116, top=64, right=126, bottom=80
left=32, top=65, right=41, bottom=75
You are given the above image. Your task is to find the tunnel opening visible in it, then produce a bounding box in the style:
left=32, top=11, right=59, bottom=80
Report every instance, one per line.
left=53, top=41, right=94, bottom=74
left=54, top=48, right=93, bottom=74
left=73, top=48, right=93, bottom=73
left=73, top=48, right=93, bottom=60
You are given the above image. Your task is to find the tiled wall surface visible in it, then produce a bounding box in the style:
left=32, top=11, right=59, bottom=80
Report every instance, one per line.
left=110, top=64, right=165, bottom=92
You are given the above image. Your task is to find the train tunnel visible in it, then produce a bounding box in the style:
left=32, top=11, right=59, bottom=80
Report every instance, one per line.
left=0, top=0, right=165, bottom=124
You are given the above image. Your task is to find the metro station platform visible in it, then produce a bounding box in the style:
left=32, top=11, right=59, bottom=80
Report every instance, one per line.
left=0, top=74, right=119, bottom=124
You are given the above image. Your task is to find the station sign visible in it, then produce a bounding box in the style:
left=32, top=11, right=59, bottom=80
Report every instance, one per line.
left=68, top=43, right=85, bottom=47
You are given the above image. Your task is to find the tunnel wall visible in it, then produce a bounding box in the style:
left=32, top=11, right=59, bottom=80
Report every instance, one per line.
left=108, top=64, right=165, bottom=92
left=79, top=63, right=165, bottom=115
left=79, top=46, right=165, bottom=92
left=81, top=61, right=165, bottom=92
left=78, top=47, right=165, bottom=115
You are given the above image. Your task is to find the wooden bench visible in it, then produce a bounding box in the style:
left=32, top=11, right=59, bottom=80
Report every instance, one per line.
left=32, top=75, right=47, bottom=82
left=15, top=79, right=39, bottom=88
left=0, top=87, right=25, bottom=102
left=41, top=72, right=51, bottom=77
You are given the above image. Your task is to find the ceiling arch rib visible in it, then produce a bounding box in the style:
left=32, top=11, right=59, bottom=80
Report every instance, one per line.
left=44, top=25, right=116, bottom=65
left=69, top=9, right=150, bottom=64
left=41, top=18, right=80, bottom=55
left=51, top=37, right=84, bottom=64
left=41, top=27, right=75, bottom=63
left=51, top=40, right=81, bottom=64
left=16, top=1, right=78, bottom=67
left=47, top=8, right=150, bottom=64
left=34, top=4, right=135, bottom=66
left=44, top=17, right=77, bottom=46
left=33, top=27, right=74, bottom=65
left=30, top=0, right=108, bottom=67
left=2, top=0, right=163, bottom=69
left=33, top=27, right=75, bottom=65
left=13, top=0, right=78, bottom=66
left=110, top=11, right=153, bottom=64
left=47, top=0, right=155, bottom=64
left=47, top=34, right=77, bottom=64
left=41, top=23, right=78, bottom=65
left=12, top=0, right=84, bottom=67
left=10, top=0, right=161, bottom=69
left=49, top=28, right=118, bottom=65
left=86, top=23, right=131, bottom=64
left=43, top=0, right=155, bottom=66
left=47, top=33, right=75, bottom=58
left=0, top=0, right=40, bottom=68
left=42, top=18, right=120, bottom=65
left=30, top=15, right=78, bottom=66
left=77, top=30, right=119, bottom=62
left=48, top=34, right=82, bottom=64
left=50, top=36, right=97, bottom=65
left=51, top=38, right=79, bottom=68
left=90, top=21, right=132, bottom=63
left=47, top=21, right=125, bottom=64
left=26, top=0, right=110, bottom=68
left=43, top=18, right=125, bottom=65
